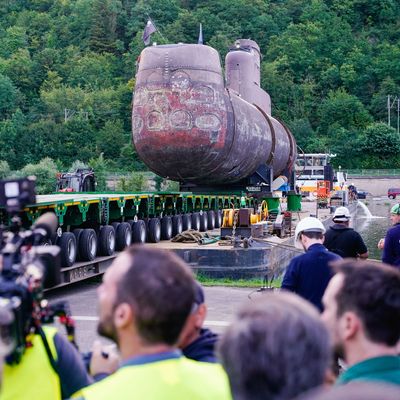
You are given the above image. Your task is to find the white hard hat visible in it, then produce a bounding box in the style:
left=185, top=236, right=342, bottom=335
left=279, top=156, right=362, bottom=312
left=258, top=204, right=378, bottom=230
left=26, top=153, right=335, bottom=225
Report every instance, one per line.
left=294, top=217, right=326, bottom=248
left=333, top=206, right=351, bottom=222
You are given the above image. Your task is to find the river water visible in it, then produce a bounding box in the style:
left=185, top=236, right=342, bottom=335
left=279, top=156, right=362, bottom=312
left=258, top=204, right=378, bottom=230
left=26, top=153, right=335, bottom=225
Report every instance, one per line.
left=351, top=197, right=394, bottom=260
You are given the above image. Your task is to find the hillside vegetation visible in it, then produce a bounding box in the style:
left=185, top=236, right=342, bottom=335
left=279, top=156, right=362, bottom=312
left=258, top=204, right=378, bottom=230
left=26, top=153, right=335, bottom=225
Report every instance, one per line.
left=0, top=0, right=399, bottom=174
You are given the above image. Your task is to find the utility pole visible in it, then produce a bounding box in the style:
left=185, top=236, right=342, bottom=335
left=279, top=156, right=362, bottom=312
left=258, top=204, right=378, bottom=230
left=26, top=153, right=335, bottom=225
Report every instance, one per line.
left=387, top=95, right=400, bottom=133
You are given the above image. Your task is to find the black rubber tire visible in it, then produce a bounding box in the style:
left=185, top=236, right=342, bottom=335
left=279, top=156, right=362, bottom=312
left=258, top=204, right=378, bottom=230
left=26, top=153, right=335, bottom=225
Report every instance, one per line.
left=79, top=229, right=97, bottom=261
left=148, top=218, right=161, bottom=243
left=111, top=222, right=120, bottom=231
left=214, top=210, right=222, bottom=228
left=132, top=220, right=147, bottom=243
left=191, top=212, right=200, bottom=231
left=199, top=212, right=208, bottom=232
left=115, top=222, right=132, bottom=251
left=98, top=225, right=115, bottom=256
left=72, top=229, right=84, bottom=260
left=161, top=216, right=173, bottom=240
left=182, top=214, right=192, bottom=231
left=172, top=215, right=183, bottom=236
left=389, top=195, right=395, bottom=199
left=59, top=232, right=77, bottom=267
left=207, top=210, right=216, bottom=230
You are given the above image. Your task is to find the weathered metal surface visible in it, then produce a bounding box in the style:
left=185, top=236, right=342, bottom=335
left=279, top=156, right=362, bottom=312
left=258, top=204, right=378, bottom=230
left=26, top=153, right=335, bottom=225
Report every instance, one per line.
left=132, top=40, right=296, bottom=185
left=226, top=39, right=271, bottom=115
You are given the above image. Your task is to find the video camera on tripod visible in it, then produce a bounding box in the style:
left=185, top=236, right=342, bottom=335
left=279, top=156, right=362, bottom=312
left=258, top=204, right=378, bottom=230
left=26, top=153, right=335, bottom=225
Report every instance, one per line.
left=0, top=177, right=76, bottom=365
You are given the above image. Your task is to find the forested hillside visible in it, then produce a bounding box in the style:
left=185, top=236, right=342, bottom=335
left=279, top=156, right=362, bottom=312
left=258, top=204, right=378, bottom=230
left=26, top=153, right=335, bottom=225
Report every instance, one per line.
left=0, top=0, right=399, bottom=174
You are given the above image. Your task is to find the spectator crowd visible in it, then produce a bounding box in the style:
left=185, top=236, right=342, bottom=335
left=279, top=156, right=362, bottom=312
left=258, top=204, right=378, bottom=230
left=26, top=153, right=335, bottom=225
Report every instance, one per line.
left=0, top=209, right=399, bottom=399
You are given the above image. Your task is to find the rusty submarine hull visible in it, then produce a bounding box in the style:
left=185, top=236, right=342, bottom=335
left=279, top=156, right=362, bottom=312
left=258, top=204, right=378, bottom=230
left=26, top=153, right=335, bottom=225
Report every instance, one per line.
left=132, top=39, right=296, bottom=189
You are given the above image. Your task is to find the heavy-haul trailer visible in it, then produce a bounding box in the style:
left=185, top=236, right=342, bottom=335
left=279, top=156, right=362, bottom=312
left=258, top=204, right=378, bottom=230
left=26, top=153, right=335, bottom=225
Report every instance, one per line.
left=0, top=191, right=254, bottom=287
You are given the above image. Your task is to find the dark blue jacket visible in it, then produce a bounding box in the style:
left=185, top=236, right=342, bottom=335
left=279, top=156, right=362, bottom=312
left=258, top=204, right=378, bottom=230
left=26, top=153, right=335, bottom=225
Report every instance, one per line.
left=281, top=243, right=341, bottom=311
left=182, top=328, right=218, bottom=363
left=53, top=333, right=92, bottom=398
left=382, top=224, right=400, bottom=268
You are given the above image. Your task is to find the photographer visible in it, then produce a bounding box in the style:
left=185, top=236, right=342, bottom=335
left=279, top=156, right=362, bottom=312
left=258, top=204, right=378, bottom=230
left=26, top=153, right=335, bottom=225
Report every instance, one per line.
left=1, top=318, right=92, bottom=399
left=0, top=178, right=92, bottom=399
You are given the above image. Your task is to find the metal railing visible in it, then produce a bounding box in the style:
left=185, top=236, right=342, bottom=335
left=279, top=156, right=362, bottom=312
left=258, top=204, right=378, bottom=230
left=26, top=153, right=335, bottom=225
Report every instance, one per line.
left=345, top=169, right=400, bottom=177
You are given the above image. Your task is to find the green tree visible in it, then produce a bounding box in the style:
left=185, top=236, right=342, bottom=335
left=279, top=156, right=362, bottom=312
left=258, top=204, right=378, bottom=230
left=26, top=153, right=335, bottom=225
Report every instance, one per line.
left=89, top=0, right=120, bottom=53
left=89, top=153, right=109, bottom=191
left=0, top=74, right=21, bottom=118
left=96, top=119, right=127, bottom=159
left=317, top=88, right=372, bottom=135
left=0, top=26, right=27, bottom=58
left=117, top=171, right=145, bottom=191
left=358, top=123, right=400, bottom=168
left=0, top=160, right=11, bottom=179
left=21, top=157, right=58, bottom=194
left=0, top=109, right=26, bottom=168
left=69, top=160, right=89, bottom=173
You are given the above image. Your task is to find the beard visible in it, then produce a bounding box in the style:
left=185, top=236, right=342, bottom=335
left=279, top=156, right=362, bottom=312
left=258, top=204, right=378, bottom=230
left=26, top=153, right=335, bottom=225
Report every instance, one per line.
left=97, top=312, right=118, bottom=342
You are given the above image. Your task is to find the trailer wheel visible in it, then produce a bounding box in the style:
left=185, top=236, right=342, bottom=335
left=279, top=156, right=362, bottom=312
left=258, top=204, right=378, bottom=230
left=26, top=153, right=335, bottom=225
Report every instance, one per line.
left=207, top=210, right=215, bottom=230
left=182, top=214, right=192, bottom=231
left=191, top=212, right=200, bottom=231
left=79, top=229, right=97, bottom=261
left=199, top=212, right=208, bottom=232
left=111, top=222, right=120, bottom=231
left=115, top=222, right=132, bottom=251
left=59, top=232, right=77, bottom=267
left=172, top=215, right=183, bottom=236
left=132, top=220, right=147, bottom=244
left=148, top=218, right=161, bottom=243
left=72, top=229, right=84, bottom=260
left=98, top=225, right=115, bottom=256
left=214, top=210, right=222, bottom=228
left=161, top=216, right=173, bottom=240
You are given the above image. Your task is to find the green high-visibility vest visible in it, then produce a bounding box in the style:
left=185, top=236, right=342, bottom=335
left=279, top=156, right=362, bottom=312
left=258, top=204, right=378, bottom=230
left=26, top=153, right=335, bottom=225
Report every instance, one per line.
left=75, top=357, right=232, bottom=400
left=2, top=327, right=61, bottom=400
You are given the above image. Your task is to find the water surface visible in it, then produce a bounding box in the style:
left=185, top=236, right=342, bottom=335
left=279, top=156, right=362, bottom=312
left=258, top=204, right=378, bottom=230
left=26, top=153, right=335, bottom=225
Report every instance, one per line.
left=352, top=198, right=393, bottom=260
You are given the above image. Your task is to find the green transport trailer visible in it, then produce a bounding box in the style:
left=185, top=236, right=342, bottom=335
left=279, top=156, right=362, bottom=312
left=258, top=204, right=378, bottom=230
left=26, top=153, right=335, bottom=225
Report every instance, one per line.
left=0, top=191, right=255, bottom=287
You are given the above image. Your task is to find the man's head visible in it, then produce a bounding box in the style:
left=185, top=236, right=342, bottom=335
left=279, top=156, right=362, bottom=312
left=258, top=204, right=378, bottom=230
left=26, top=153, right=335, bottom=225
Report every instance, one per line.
left=295, top=217, right=326, bottom=250
left=332, top=206, right=351, bottom=226
left=97, top=246, right=196, bottom=348
left=390, top=204, right=400, bottom=225
left=218, top=292, right=330, bottom=400
left=178, top=281, right=207, bottom=349
left=321, top=260, right=400, bottom=363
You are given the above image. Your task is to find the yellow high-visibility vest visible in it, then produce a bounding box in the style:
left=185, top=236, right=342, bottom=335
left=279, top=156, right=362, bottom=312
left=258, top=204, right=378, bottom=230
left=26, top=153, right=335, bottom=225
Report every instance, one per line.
left=2, top=327, right=61, bottom=400
left=75, top=357, right=232, bottom=400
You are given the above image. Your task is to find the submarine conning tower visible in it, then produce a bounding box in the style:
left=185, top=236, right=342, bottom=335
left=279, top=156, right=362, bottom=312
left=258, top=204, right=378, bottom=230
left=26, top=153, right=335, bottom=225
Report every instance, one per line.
left=132, top=40, right=296, bottom=186
left=225, top=39, right=271, bottom=115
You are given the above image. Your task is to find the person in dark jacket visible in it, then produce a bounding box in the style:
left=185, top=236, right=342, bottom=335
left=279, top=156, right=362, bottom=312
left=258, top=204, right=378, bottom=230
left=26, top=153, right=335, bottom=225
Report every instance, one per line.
left=324, top=206, right=368, bottom=258
left=178, top=282, right=218, bottom=363
left=379, top=203, right=400, bottom=268
left=281, top=217, right=341, bottom=311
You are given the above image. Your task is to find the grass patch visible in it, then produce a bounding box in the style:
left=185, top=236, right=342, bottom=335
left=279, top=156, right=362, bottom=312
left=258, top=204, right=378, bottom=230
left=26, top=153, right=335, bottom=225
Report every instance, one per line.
left=195, top=273, right=282, bottom=288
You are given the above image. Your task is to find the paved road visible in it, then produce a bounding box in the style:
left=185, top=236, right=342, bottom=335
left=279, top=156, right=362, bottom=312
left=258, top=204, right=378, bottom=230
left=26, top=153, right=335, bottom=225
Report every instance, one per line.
left=46, top=278, right=260, bottom=352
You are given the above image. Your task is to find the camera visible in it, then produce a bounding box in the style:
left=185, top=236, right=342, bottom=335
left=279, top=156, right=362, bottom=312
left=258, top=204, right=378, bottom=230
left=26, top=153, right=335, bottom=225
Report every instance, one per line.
left=0, top=177, right=74, bottom=364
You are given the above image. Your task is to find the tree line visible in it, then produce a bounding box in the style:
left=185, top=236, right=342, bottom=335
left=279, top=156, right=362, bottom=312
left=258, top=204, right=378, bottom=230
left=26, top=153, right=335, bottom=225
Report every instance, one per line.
left=0, top=0, right=399, bottom=176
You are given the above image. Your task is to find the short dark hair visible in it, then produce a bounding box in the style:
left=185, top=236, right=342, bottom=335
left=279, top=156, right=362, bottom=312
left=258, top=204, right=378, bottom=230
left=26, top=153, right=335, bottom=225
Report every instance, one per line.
left=302, top=231, right=324, bottom=240
left=334, top=260, right=400, bottom=346
left=218, top=292, right=330, bottom=400
left=116, top=246, right=195, bottom=345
